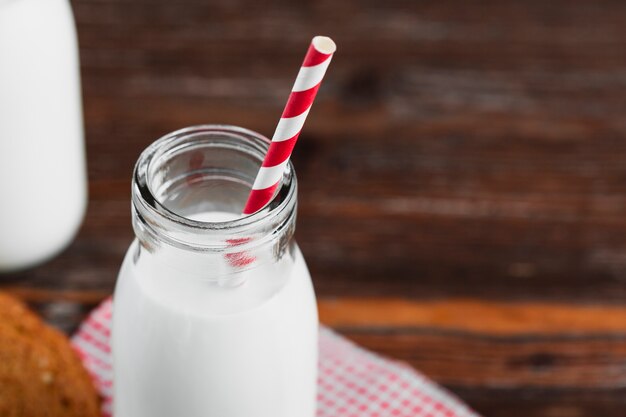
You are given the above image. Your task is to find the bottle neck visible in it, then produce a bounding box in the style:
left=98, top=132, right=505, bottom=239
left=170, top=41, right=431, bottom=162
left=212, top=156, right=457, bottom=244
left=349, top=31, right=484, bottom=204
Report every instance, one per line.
left=131, top=125, right=298, bottom=278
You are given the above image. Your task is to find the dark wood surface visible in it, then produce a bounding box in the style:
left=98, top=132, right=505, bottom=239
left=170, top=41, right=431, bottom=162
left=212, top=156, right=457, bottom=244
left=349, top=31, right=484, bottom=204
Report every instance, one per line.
left=3, top=0, right=626, bottom=415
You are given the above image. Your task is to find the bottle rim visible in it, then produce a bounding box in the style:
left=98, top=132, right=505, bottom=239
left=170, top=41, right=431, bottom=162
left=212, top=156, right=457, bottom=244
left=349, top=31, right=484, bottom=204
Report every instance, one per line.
left=131, top=124, right=297, bottom=252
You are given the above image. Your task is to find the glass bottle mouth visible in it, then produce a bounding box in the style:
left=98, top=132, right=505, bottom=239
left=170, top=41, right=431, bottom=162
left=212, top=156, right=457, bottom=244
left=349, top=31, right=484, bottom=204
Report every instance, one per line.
left=132, top=125, right=297, bottom=253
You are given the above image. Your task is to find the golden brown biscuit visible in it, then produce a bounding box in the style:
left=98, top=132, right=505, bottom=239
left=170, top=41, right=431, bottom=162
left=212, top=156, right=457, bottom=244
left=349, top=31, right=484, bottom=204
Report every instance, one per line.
left=0, top=292, right=100, bottom=417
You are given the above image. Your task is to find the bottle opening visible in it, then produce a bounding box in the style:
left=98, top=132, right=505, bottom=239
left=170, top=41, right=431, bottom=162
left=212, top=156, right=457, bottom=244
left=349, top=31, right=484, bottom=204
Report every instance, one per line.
left=148, top=126, right=262, bottom=220
left=132, top=125, right=297, bottom=251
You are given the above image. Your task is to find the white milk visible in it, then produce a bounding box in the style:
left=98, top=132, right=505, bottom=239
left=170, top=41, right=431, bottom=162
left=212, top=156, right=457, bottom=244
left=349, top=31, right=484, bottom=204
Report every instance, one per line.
left=113, top=211, right=318, bottom=417
left=0, top=0, right=86, bottom=271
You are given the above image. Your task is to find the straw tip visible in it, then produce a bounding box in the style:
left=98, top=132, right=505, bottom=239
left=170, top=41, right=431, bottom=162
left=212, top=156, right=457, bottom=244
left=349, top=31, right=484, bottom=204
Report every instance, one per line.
left=312, top=36, right=337, bottom=55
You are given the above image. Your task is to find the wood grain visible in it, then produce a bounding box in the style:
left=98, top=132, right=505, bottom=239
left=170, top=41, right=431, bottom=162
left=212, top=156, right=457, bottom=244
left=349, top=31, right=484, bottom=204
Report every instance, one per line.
left=2, top=0, right=626, bottom=415
left=319, top=298, right=626, bottom=334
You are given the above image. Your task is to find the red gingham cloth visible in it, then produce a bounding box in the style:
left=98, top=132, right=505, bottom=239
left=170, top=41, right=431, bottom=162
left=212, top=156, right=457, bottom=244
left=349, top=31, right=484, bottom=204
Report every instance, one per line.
left=72, top=298, right=479, bottom=417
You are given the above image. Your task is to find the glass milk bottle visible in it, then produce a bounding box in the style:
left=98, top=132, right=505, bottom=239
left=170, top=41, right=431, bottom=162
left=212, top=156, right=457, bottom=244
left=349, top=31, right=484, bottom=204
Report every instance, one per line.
left=0, top=0, right=87, bottom=271
left=113, top=126, right=318, bottom=417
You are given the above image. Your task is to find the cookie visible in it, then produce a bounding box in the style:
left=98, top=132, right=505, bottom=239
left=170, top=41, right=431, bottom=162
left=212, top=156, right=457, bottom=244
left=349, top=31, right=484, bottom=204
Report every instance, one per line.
left=0, top=292, right=100, bottom=417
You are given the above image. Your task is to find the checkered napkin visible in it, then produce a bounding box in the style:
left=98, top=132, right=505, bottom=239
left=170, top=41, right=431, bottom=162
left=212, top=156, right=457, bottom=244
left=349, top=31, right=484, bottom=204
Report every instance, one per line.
left=72, top=298, right=479, bottom=417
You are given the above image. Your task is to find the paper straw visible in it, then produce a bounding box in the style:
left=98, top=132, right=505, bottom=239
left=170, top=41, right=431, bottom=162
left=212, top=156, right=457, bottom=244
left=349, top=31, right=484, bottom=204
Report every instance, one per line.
left=242, top=36, right=336, bottom=215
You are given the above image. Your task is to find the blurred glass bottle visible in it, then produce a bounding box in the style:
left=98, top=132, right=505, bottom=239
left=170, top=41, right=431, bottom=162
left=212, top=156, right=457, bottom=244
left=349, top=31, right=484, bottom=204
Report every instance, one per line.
left=0, top=0, right=87, bottom=271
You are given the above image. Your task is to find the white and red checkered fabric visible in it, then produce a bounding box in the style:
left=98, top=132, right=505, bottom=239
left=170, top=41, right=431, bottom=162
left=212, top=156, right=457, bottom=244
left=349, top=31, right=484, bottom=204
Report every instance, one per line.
left=72, top=298, right=479, bottom=417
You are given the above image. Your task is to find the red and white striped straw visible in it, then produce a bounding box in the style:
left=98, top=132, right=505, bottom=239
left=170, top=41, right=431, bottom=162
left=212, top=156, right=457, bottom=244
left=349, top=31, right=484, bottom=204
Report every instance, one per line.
left=242, top=36, right=336, bottom=215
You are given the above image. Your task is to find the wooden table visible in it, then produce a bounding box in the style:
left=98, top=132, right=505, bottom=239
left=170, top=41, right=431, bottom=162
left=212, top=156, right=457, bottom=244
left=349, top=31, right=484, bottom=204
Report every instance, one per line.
left=3, top=1, right=626, bottom=415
